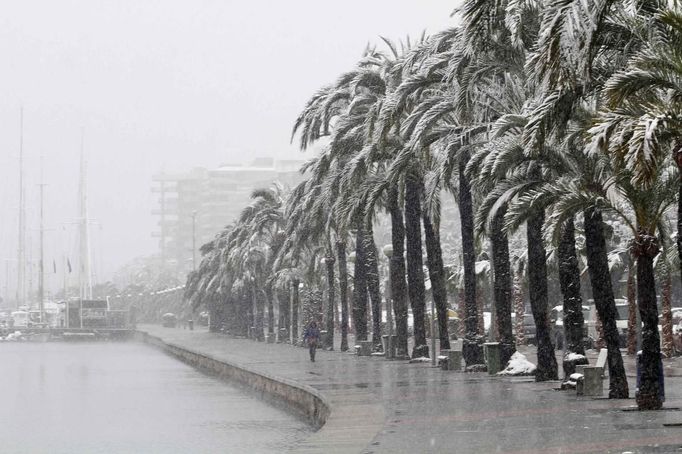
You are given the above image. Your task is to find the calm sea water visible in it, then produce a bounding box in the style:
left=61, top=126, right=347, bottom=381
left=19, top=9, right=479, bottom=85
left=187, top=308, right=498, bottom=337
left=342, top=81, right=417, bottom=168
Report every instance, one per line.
left=0, top=341, right=311, bottom=454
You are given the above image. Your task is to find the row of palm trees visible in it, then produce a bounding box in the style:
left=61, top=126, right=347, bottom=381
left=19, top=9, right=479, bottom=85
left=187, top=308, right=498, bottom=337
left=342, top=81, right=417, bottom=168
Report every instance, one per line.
left=186, top=0, right=682, bottom=411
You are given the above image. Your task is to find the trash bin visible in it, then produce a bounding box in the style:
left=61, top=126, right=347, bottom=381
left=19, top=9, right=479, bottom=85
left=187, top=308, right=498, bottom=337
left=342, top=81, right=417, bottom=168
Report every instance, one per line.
left=636, top=351, right=665, bottom=403
left=188, top=319, right=194, bottom=331
left=382, top=334, right=397, bottom=358
left=484, top=342, right=501, bottom=375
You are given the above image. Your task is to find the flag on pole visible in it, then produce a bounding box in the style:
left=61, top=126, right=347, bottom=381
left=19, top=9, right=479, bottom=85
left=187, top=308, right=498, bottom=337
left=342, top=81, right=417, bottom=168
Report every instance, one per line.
left=67, top=258, right=72, bottom=273
left=53, top=259, right=57, bottom=273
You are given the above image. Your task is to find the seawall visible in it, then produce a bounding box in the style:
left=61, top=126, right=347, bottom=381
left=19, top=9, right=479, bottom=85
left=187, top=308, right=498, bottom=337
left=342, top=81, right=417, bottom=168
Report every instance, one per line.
left=135, top=330, right=330, bottom=429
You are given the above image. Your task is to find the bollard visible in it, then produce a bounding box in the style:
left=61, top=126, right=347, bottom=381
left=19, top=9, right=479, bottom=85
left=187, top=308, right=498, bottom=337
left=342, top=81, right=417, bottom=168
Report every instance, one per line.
left=442, top=349, right=462, bottom=371
left=575, top=364, right=602, bottom=397
left=581, top=367, right=603, bottom=396
left=356, top=340, right=373, bottom=356
left=484, top=342, right=501, bottom=375
left=440, top=350, right=450, bottom=370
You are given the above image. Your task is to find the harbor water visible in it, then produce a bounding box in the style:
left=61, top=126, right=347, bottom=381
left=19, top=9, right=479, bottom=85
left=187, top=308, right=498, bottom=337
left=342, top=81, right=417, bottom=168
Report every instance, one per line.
left=0, top=341, right=311, bottom=453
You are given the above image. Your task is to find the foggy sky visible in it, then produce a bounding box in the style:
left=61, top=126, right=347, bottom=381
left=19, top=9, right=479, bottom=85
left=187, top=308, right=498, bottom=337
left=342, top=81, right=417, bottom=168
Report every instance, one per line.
left=0, top=1, right=458, bottom=295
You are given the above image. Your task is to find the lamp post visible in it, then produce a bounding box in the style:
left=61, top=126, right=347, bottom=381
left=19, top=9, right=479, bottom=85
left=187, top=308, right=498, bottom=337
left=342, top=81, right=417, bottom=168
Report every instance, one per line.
left=382, top=245, right=394, bottom=359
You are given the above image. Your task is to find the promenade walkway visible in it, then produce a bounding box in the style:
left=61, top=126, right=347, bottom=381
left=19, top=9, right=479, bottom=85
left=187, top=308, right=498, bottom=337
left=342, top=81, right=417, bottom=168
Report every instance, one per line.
left=139, top=325, right=682, bottom=454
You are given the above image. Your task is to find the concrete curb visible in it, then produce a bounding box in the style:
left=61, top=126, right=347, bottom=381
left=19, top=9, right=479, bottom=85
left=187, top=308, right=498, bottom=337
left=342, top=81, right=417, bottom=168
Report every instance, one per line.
left=135, top=330, right=331, bottom=429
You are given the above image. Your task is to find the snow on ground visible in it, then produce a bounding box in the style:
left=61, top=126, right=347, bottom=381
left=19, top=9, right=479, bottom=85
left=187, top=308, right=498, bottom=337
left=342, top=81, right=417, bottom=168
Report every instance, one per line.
left=498, top=352, right=536, bottom=376
left=409, top=356, right=432, bottom=363
left=565, top=352, right=586, bottom=362
left=5, top=331, right=23, bottom=341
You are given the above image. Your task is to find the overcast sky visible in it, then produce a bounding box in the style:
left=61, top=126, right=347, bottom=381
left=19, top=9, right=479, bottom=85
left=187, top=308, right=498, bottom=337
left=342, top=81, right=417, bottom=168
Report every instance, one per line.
left=0, top=1, right=458, bottom=295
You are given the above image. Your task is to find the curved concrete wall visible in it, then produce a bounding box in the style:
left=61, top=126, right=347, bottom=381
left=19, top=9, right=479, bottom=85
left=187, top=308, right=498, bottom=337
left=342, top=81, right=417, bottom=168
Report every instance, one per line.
left=136, top=331, right=330, bottom=428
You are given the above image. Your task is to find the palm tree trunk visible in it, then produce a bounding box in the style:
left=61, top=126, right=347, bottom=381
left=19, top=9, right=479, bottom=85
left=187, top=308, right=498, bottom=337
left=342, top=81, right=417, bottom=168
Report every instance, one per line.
left=241, top=292, right=252, bottom=337
left=513, top=264, right=525, bottom=346
left=584, top=207, right=629, bottom=398
left=558, top=217, right=585, bottom=356
left=365, top=221, right=383, bottom=350
left=388, top=187, right=409, bottom=358
left=208, top=298, right=219, bottom=333
left=422, top=205, right=451, bottom=351
left=248, top=285, right=256, bottom=339
left=266, top=284, right=274, bottom=338
left=325, top=253, right=336, bottom=350
left=336, top=240, right=350, bottom=351
left=292, top=278, right=300, bottom=344
left=278, top=285, right=290, bottom=343
left=627, top=263, right=637, bottom=355
left=633, top=231, right=662, bottom=409
left=679, top=182, right=682, bottom=285
left=352, top=220, right=369, bottom=342
left=526, top=208, right=559, bottom=381
left=491, top=206, right=514, bottom=366
left=674, top=144, right=682, bottom=287
left=662, top=269, right=673, bottom=359
left=405, top=173, right=428, bottom=358
left=459, top=157, right=483, bottom=365
left=255, top=287, right=265, bottom=342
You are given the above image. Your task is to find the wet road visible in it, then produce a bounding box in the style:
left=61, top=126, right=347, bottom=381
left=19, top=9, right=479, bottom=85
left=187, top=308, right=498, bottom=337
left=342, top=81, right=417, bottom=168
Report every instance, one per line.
left=0, top=342, right=311, bottom=454
left=142, top=325, right=682, bottom=454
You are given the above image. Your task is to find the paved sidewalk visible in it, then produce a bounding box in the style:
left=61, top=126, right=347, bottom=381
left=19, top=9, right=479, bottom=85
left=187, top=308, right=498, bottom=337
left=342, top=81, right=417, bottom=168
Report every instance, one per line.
left=139, top=325, right=682, bottom=454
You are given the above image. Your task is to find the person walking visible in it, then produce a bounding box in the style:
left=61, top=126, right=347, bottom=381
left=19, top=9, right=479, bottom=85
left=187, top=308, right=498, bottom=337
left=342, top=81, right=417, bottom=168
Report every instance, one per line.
left=303, top=320, right=321, bottom=362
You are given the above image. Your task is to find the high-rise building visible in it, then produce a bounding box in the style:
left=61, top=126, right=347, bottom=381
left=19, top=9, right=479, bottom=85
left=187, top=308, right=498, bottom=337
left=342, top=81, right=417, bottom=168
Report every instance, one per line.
left=151, top=158, right=304, bottom=275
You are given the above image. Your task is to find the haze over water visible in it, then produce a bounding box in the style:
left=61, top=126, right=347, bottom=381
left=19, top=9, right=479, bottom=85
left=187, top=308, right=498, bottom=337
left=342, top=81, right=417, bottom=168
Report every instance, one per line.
left=0, top=342, right=310, bottom=453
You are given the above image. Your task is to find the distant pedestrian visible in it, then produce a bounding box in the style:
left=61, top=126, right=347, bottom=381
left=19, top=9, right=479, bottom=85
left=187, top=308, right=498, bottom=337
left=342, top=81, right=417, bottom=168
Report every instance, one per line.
left=303, top=320, right=320, bottom=362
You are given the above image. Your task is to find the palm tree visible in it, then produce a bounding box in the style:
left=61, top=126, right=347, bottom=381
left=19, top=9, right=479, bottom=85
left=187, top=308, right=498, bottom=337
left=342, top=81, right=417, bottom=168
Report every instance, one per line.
left=588, top=7, right=682, bottom=406
left=404, top=170, right=429, bottom=357
left=242, top=185, right=288, bottom=339
left=557, top=218, right=586, bottom=359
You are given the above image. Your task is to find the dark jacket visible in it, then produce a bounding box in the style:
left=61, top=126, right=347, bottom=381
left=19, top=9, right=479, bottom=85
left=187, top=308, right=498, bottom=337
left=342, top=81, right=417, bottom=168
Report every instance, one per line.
left=303, top=324, right=320, bottom=343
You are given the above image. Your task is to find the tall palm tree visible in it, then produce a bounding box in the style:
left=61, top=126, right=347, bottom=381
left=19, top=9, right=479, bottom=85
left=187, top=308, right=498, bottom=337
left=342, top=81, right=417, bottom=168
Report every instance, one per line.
left=557, top=218, right=585, bottom=359
left=588, top=6, right=682, bottom=407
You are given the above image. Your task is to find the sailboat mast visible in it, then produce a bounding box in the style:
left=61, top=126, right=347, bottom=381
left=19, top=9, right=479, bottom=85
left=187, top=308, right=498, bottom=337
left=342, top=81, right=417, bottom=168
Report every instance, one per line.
left=38, top=155, right=45, bottom=323
left=16, top=107, right=26, bottom=309
left=78, top=132, right=92, bottom=306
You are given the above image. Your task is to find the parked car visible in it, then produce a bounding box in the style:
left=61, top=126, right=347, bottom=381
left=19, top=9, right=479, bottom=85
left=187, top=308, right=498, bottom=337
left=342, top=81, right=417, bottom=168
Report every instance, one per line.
left=549, top=305, right=594, bottom=350
left=614, top=300, right=629, bottom=347
left=161, top=313, right=177, bottom=328
left=585, top=299, right=629, bottom=348
left=522, top=314, right=536, bottom=345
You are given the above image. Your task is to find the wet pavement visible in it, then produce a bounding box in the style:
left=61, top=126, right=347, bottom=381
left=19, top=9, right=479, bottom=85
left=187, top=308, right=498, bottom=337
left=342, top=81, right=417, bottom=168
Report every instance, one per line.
left=0, top=341, right=310, bottom=454
left=139, top=325, right=682, bottom=454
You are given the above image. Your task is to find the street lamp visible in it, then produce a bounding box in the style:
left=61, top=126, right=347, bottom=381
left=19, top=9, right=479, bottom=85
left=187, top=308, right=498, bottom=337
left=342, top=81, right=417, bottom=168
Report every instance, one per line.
left=382, top=244, right=394, bottom=359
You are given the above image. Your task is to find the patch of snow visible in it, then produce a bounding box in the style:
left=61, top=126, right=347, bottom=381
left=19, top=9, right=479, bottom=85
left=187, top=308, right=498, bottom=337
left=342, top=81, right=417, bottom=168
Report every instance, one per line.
left=498, top=352, right=536, bottom=376
left=370, top=352, right=385, bottom=357
left=409, top=356, right=431, bottom=363
left=6, top=331, right=23, bottom=341
left=566, top=352, right=586, bottom=362
left=569, top=373, right=583, bottom=381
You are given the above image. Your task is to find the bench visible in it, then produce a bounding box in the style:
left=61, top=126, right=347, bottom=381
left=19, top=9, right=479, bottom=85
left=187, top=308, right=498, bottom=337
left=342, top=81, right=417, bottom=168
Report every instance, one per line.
left=355, top=340, right=373, bottom=356
left=576, top=349, right=607, bottom=396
